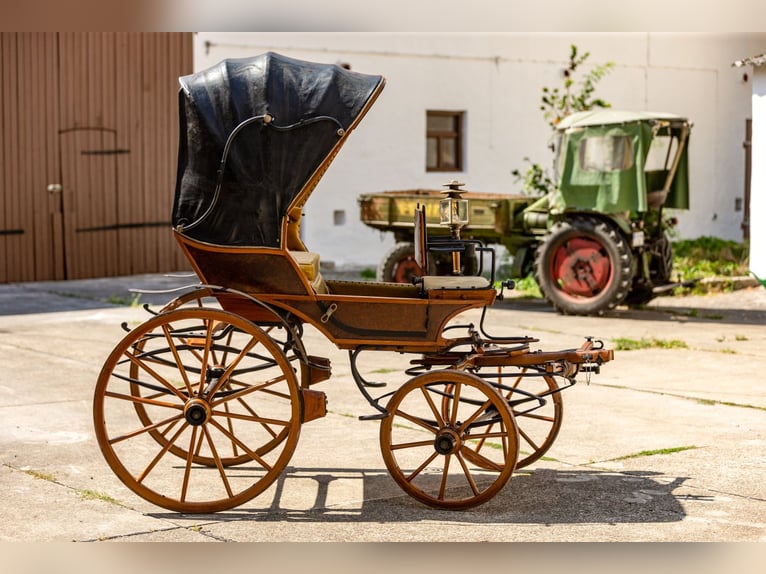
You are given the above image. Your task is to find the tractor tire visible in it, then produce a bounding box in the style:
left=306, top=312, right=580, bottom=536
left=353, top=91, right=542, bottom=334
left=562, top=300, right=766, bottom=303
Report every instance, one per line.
left=534, top=216, right=633, bottom=315
left=377, top=242, right=435, bottom=283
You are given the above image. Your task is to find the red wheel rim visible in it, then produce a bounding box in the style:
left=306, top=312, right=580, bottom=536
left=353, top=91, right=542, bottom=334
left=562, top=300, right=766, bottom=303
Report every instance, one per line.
left=550, top=237, right=613, bottom=298
left=394, top=257, right=423, bottom=283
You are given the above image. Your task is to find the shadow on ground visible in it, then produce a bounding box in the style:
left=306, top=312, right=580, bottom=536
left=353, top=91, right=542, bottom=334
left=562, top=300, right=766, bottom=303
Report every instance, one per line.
left=147, top=467, right=690, bottom=525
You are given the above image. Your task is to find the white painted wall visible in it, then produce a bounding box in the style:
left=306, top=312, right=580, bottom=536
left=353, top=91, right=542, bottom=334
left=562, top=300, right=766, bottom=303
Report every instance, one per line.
left=750, top=69, right=766, bottom=281
left=192, top=32, right=766, bottom=268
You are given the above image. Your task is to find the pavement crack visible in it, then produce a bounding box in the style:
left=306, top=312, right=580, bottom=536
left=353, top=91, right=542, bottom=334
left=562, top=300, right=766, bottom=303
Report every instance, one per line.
left=589, top=382, right=766, bottom=411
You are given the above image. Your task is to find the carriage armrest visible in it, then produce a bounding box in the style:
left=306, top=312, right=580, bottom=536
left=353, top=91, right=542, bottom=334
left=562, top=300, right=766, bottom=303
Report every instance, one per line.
left=289, top=251, right=320, bottom=280
left=421, top=276, right=491, bottom=290
left=288, top=251, right=328, bottom=294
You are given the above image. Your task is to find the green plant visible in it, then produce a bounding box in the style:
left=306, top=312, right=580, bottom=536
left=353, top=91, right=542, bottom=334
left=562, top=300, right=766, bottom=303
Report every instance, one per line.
left=606, top=445, right=698, bottom=462
left=671, top=236, right=750, bottom=294
left=612, top=337, right=688, bottom=351
left=512, top=44, right=614, bottom=195
left=540, top=45, right=615, bottom=128
left=495, top=273, right=542, bottom=298
left=359, top=267, right=376, bottom=280
left=107, top=292, right=143, bottom=307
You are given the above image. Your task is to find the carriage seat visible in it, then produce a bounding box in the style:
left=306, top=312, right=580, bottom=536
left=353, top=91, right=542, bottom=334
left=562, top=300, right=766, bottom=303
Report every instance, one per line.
left=289, top=250, right=329, bottom=294
left=421, top=275, right=491, bottom=290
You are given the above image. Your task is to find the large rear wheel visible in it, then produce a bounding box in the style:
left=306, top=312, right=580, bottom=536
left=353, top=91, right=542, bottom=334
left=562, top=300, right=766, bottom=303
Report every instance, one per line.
left=94, top=308, right=302, bottom=513
left=534, top=216, right=632, bottom=315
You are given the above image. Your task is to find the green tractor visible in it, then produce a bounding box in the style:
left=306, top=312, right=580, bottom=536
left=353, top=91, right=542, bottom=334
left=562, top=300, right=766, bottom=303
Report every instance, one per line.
left=359, top=110, right=692, bottom=315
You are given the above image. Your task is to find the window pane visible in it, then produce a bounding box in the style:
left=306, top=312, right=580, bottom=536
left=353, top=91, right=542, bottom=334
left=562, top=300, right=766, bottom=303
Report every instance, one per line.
left=440, top=138, right=457, bottom=169
left=427, top=114, right=455, bottom=132
left=578, top=135, right=633, bottom=172
left=426, top=137, right=438, bottom=169
left=645, top=135, right=678, bottom=171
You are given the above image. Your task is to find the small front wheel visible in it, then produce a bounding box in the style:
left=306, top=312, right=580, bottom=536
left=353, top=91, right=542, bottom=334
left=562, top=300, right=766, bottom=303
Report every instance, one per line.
left=380, top=370, right=519, bottom=509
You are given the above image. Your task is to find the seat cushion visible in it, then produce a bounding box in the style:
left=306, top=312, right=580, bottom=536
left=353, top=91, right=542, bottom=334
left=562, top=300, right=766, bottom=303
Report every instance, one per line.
left=421, top=276, right=491, bottom=290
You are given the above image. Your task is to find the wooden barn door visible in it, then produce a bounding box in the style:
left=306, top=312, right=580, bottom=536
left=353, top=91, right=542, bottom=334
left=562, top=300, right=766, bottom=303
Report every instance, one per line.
left=55, top=32, right=191, bottom=279
left=0, top=32, right=192, bottom=283
left=0, top=33, right=63, bottom=283
left=59, top=127, right=121, bottom=278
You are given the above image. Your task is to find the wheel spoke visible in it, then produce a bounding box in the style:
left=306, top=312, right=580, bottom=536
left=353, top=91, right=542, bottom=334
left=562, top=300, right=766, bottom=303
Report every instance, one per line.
left=207, top=418, right=273, bottom=471
left=449, top=382, right=462, bottom=426
left=104, top=389, right=182, bottom=410
left=180, top=426, right=201, bottom=502
left=210, top=373, right=288, bottom=407
left=392, top=408, right=440, bottom=434
left=203, top=425, right=234, bottom=498
left=438, top=454, right=452, bottom=500
left=455, top=452, right=480, bottom=496
left=420, top=385, right=445, bottom=427
left=405, top=450, right=440, bottom=483
left=109, top=412, right=185, bottom=445
left=205, top=335, right=260, bottom=399
left=161, top=323, right=195, bottom=398
left=124, top=350, right=188, bottom=402
left=390, top=439, right=436, bottom=451
left=136, top=421, right=190, bottom=483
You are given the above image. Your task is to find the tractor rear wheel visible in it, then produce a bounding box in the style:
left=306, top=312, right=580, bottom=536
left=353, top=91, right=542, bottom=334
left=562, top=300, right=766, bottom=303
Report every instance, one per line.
left=534, top=216, right=633, bottom=315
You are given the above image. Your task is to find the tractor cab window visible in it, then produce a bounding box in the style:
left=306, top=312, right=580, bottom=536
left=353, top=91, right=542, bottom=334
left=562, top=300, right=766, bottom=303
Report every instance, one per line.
left=644, top=134, right=678, bottom=171
left=578, top=135, right=633, bottom=172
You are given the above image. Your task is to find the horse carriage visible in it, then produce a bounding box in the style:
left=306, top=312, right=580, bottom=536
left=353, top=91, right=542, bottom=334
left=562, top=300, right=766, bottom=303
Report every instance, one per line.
left=93, top=52, right=613, bottom=513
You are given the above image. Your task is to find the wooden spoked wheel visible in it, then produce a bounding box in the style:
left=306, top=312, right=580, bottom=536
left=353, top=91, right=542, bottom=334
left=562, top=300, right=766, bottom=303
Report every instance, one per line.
left=94, top=308, right=302, bottom=513
left=129, top=292, right=298, bottom=464
left=458, top=368, right=563, bottom=470
left=380, top=370, right=519, bottom=509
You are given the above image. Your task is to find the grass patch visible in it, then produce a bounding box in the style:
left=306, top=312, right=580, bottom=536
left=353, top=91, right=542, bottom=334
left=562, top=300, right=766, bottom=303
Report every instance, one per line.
left=23, top=469, right=56, bottom=482
left=495, top=274, right=542, bottom=298
left=106, top=292, right=142, bottom=307
left=594, top=382, right=766, bottom=412
left=359, top=267, right=377, bottom=280
left=672, top=237, right=749, bottom=294
left=607, top=445, right=699, bottom=462
left=77, top=489, right=128, bottom=507
left=611, top=337, right=688, bottom=351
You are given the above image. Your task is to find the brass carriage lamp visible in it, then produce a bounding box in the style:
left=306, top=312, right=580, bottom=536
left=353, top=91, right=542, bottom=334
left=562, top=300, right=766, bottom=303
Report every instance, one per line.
left=439, top=180, right=469, bottom=274
left=439, top=180, right=469, bottom=234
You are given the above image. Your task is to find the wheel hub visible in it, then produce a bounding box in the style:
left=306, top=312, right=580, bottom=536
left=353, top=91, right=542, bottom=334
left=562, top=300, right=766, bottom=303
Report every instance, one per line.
left=553, top=238, right=612, bottom=297
left=184, top=398, right=211, bottom=426
left=434, top=428, right=461, bottom=455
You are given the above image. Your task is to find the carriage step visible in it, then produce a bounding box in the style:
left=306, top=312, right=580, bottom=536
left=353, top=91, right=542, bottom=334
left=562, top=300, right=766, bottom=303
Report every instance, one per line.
left=306, top=355, right=332, bottom=385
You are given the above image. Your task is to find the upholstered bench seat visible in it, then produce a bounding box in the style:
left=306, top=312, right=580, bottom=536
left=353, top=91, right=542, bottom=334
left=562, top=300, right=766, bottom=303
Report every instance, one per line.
left=421, top=276, right=491, bottom=290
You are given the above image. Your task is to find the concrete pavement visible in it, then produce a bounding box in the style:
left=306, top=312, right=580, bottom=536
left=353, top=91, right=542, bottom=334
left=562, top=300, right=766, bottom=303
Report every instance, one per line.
left=0, top=273, right=764, bottom=542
